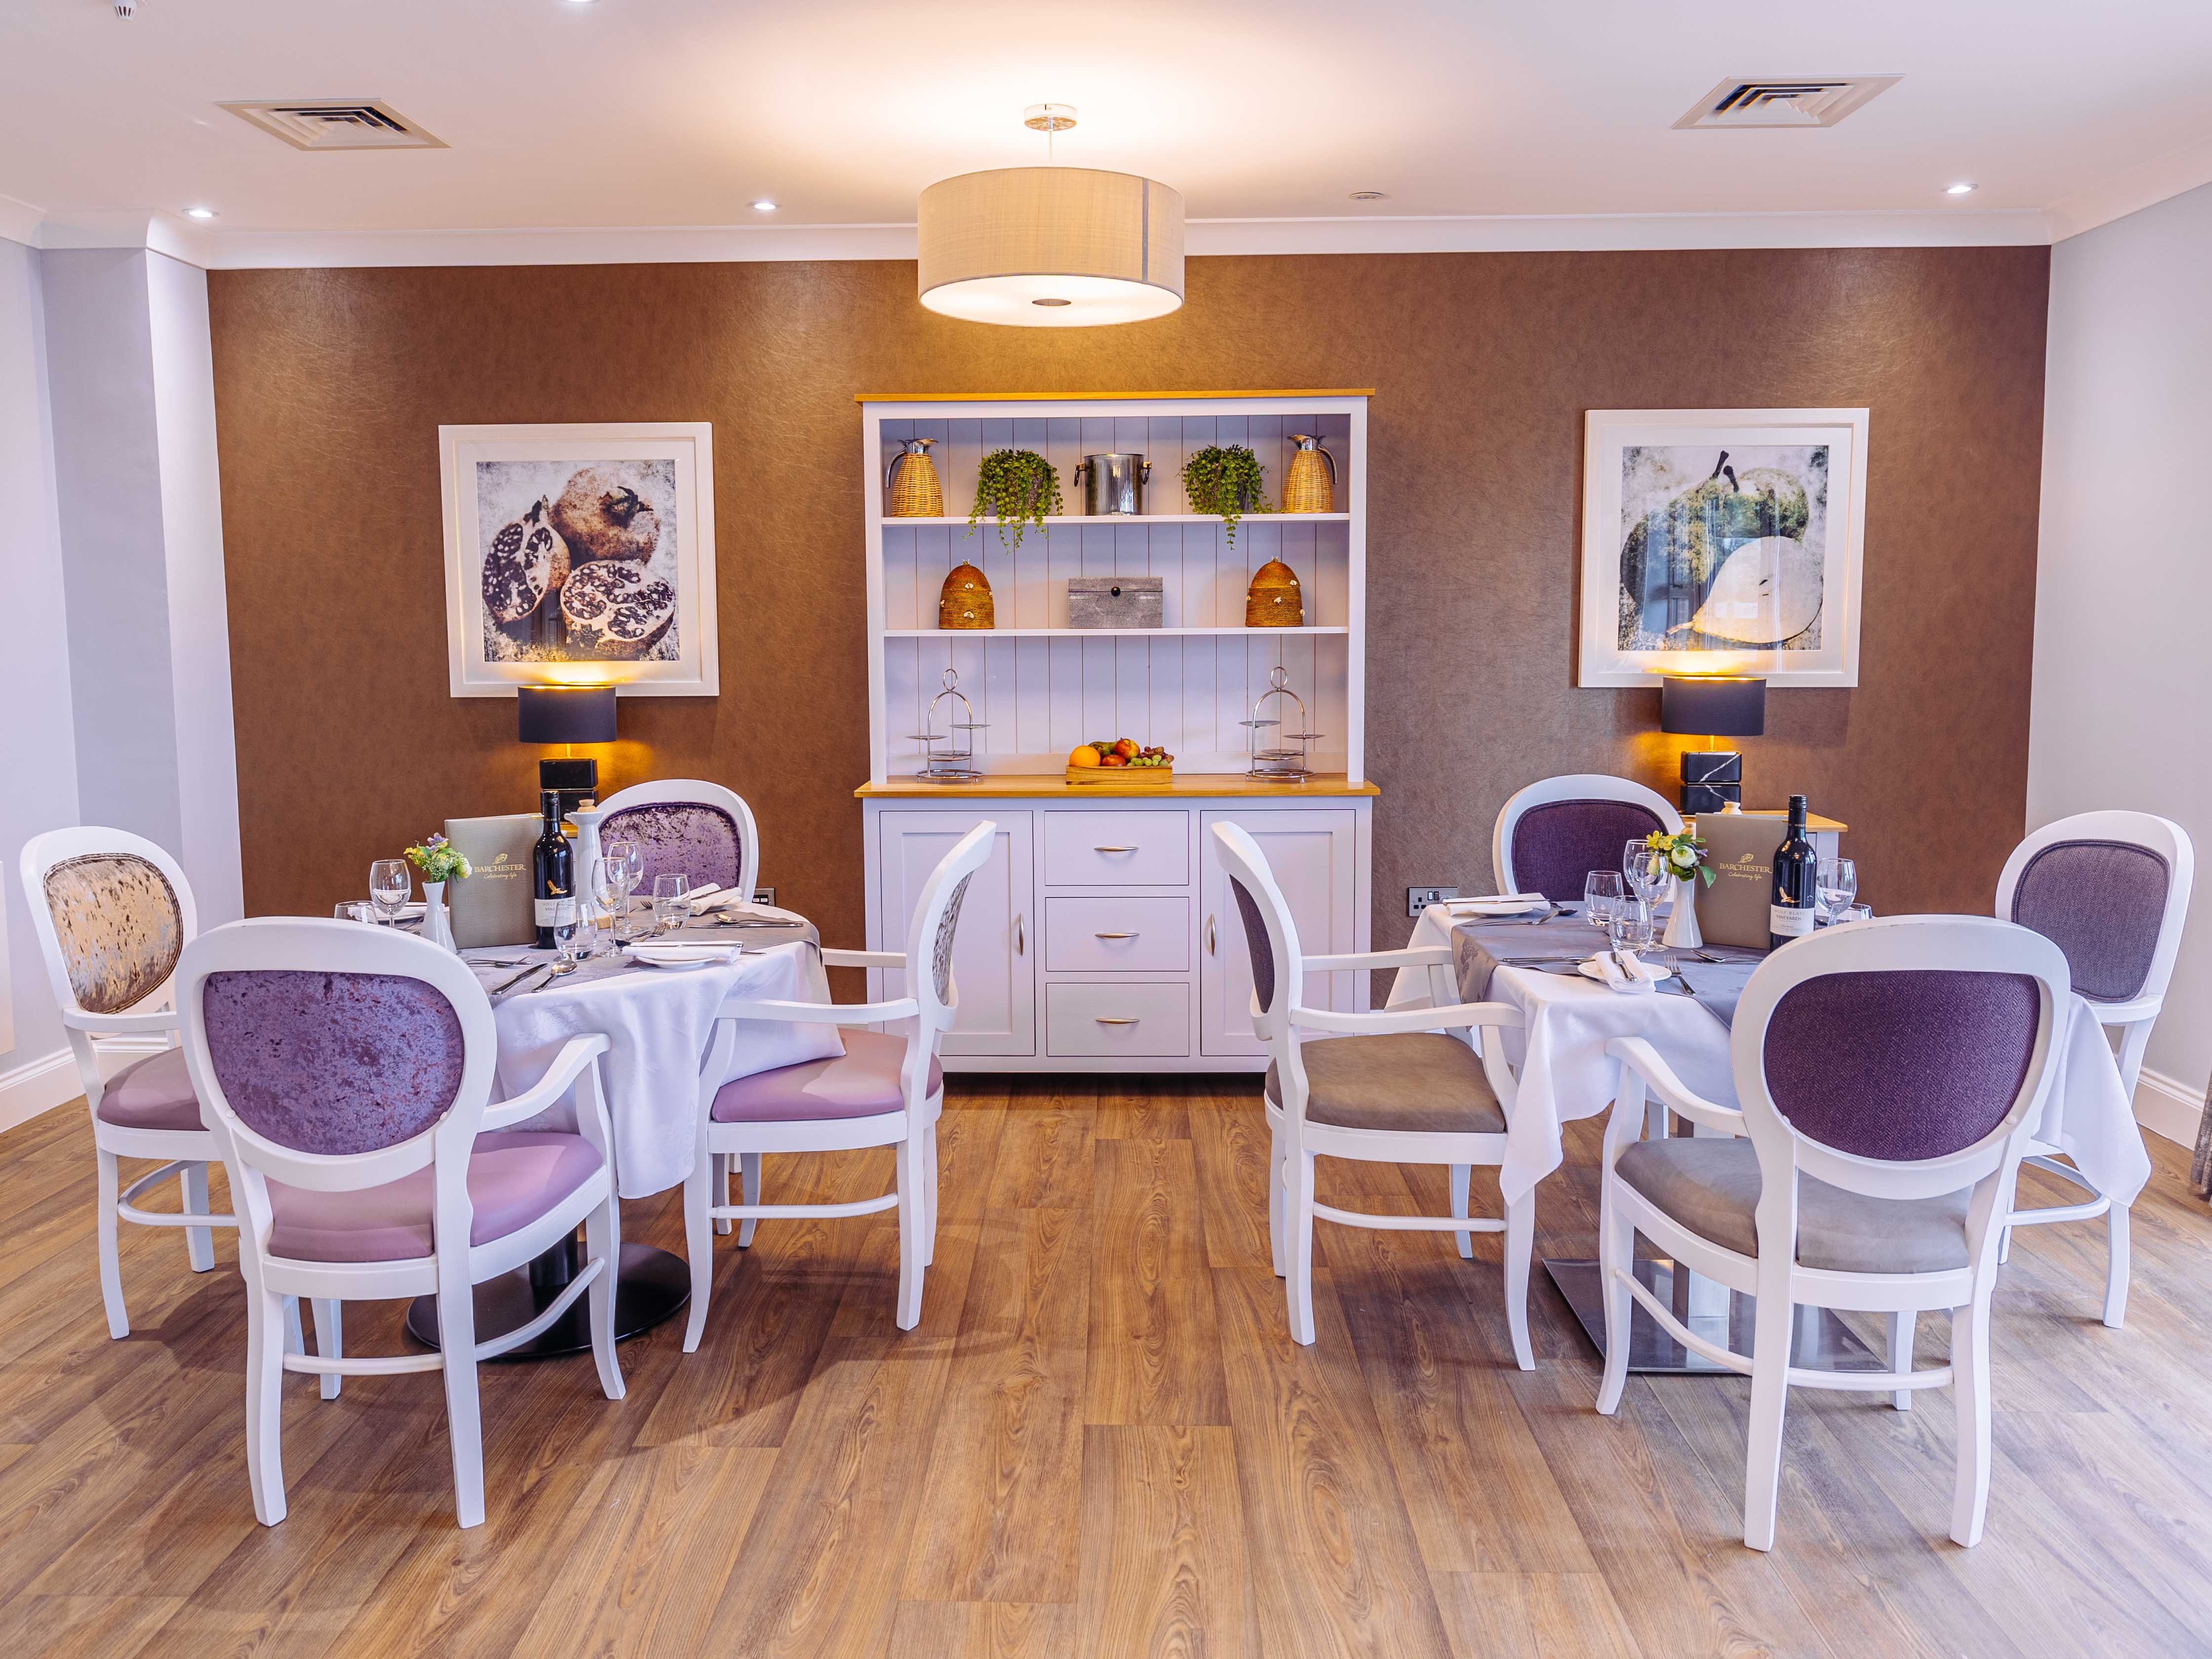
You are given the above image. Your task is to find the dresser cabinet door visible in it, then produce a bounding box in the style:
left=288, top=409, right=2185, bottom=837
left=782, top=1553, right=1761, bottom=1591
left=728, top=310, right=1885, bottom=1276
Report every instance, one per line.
left=878, top=810, right=1035, bottom=1056
left=1198, top=809, right=1359, bottom=1056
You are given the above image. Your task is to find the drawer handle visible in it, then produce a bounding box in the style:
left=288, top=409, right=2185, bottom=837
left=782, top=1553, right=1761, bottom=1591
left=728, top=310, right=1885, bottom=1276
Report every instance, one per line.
left=1093, top=845, right=1139, bottom=853
left=1014, top=913, right=1024, bottom=956
left=1093, top=931, right=1136, bottom=940
left=1094, top=1016, right=1140, bottom=1025
left=1206, top=914, right=1216, bottom=956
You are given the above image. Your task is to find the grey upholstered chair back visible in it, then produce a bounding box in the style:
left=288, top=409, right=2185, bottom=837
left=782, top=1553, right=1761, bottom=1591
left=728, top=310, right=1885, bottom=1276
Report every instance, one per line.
left=1760, top=969, right=2042, bottom=1162
left=931, top=872, right=974, bottom=1003
left=2008, top=839, right=2171, bottom=1002
left=200, top=969, right=468, bottom=1156
left=1230, top=876, right=1278, bottom=1015
left=600, top=801, right=745, bottom=893
left=1511, top=799, right=1667, bottom=902
left=41, top=852, right=185, bottom=1015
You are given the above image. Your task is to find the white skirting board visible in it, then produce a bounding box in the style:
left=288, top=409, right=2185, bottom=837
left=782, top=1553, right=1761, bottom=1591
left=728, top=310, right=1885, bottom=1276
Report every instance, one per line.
left=2133, top=1065, right=2208, bottom=1151
left=0, top=1039, right=166, bottom=1135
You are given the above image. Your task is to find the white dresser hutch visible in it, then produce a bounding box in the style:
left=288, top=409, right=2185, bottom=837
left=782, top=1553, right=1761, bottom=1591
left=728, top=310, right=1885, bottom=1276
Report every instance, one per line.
left=855, top=391, right=1376, bottom=1072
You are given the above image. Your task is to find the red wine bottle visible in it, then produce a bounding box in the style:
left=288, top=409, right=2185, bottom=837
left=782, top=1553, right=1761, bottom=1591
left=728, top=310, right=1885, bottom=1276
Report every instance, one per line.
left=1768, top=795, right=1817, bottom=949
left=532, top=789, right=575, bottom=950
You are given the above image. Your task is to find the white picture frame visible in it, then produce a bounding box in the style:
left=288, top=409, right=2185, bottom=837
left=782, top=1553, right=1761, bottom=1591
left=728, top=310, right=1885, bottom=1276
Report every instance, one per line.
left=438, top=421, right=718, bottom=697
left=1578, top=407, right=1867, bottom=688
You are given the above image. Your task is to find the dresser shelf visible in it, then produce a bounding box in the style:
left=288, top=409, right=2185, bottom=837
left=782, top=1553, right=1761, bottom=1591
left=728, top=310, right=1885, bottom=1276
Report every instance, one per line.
left=883, top=513, right=1350, bottom=528
left=883, top=625, right=1349, bottom=639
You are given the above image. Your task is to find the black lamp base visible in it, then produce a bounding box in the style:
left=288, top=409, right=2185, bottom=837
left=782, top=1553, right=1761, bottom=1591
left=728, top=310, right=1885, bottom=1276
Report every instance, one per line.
left=1680, top=750, right=1742, bottom=814
left=540, top=757, right=598, bottom=817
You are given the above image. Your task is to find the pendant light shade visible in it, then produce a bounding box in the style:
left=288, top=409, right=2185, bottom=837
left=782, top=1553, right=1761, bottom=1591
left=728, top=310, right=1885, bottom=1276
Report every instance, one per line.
left=917, top=167, right=1184, bottom=327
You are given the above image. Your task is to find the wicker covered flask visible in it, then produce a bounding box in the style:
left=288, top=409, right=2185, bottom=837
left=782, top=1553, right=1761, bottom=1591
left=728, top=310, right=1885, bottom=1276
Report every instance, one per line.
left=887, top=437, right=946, bottom=518
left=1281, top=434, right=1336, bottom=513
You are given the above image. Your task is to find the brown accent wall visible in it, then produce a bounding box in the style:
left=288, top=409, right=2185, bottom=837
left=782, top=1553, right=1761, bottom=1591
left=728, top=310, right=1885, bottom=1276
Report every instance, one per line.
left=208, top=249, right=2049, bottom=954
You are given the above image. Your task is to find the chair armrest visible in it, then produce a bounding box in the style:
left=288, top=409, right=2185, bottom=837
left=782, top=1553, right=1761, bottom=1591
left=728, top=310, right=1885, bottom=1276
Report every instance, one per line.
left=1291, top=1000, right=1522, bottom=1037
left=820, top=949, right=905, bottom=971
left=1301, top=946, right=1451, bottom=973
left=1604, top=1036, right=1742, bottom=1135
left=482, top=1033, right=611, bottom=1131
left=63, top=1009, right=179, bottom=1036
left=719, top=997, right=921, bottom=1027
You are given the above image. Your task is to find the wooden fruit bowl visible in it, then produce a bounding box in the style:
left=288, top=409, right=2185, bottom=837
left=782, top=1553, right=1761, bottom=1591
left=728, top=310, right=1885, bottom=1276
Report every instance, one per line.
left=1066, top=765, right=1173, bottom=788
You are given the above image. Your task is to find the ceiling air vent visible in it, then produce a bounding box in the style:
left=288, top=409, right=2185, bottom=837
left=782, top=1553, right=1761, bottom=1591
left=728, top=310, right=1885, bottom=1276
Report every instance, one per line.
left=1674, top=76, right=1901, bottom=130
left=218, top=99, right=445, bottom=151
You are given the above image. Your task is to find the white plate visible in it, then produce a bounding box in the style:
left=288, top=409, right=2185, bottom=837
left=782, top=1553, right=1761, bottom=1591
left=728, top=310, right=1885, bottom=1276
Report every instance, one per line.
left=629, top=945, right=736, bottom=970
left=1446, top=895, right=1551, bottom=917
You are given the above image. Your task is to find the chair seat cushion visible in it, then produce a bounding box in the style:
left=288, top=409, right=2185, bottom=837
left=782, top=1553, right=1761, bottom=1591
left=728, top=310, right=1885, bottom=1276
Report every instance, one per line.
left=1615, top=1136, right=1971, bottom=1274
left=266, top=1131, right=603, bottom=1263
left=711, top=1030, right=941, bottom=1123
left=1265, top=1033, right=1506, bottom=1135
left=95, top=1046, right=203, bottom=1133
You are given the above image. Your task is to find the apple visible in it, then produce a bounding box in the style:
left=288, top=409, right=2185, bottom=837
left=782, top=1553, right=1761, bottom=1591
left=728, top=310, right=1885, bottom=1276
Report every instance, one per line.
left=1112, top=738, right=1138, bottom=759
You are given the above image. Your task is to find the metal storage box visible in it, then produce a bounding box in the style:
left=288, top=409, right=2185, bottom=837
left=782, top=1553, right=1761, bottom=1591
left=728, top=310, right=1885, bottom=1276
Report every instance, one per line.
left=1067, top=576, right=1164, bottom=628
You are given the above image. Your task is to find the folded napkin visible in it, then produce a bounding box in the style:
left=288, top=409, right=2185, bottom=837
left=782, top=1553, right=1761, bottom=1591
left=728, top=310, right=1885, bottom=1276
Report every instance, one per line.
left=1442, top=892, right=1552, bottom=917
left=1583, top=950, right=1668, bottom=994
left=684, top=884, right=733, bottom=915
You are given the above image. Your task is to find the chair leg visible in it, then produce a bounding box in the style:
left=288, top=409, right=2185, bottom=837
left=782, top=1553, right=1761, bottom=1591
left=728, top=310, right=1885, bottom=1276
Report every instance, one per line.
left=1449, top=1163, right=1474, bottom=1261
left=922, top=1127, right=939, bottom=1267
left=1285, top=1151, right=1318, bottom=1346
left=1887, top=1311, right=1914, bottom=1412
left=1267, top=1123, right=1288, bottom=1279
left=895, top=1137, right=926, bottom=1331
left=181, top=1160, right=216, bottom=1273
left=1950, top=1301, right=1993, bottom=1547
left=244, top=1286, right=289, bottom=1526
left=682, top=1149, right=715, bottom=1354
left=312, top=1300, right=344, bottom=1400
left=95, top=1149, right=128, bottom=1339
left=1503, top=1192, right=1535, bottom=1372
left=1998, top=1222, right=2013, bottom=1265
left=585, top=1192, right=626, bottom=1401
left=713, top=1153, right=732, bottom=1236
left=282, top=1294, right=305, bottom=1357
left=2101, top=1202, right=2130, bottom=1329
left=737, top=1152, right=762, bottom=1249
left=437, top=1268, right=485, bottom=1530
left=1742, top=1290, right=1795, bottom=1551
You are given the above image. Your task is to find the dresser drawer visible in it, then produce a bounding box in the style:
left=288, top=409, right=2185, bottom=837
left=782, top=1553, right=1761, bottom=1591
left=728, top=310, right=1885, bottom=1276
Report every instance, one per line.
left=1045, top=982, right=1192, bottom=1057
left=1042, top=810, right=1189, bottom=887
left=1045, top=896, right=1189, bottom=973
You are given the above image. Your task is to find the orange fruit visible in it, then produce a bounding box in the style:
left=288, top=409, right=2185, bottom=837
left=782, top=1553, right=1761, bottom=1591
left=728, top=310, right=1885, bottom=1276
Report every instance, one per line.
left=1067, top=744, right=1101, bottom=769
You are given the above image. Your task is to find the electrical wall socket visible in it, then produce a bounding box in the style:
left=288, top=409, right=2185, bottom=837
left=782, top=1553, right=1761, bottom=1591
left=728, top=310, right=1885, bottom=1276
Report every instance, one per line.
left=752, top=887, right=776, bottom=908
left=1407, top=886, right=1459, bottom=917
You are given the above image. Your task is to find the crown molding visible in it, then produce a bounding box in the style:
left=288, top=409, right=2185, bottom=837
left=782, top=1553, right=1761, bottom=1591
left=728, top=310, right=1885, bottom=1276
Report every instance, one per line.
left=2047, top=134, right=2212, bottom=242
left=0, top=192, right=43, bottom=248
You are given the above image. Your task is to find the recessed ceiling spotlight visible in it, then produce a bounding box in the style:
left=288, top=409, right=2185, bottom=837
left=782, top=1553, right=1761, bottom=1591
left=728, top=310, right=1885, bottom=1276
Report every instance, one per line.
left=1945, top=181, right=1977, bottom=195
left=751, top=198, right=777, bottom=212
left=184, top=206, right=218, bottom=220
left=1349, top=190, right=1388, bottom=201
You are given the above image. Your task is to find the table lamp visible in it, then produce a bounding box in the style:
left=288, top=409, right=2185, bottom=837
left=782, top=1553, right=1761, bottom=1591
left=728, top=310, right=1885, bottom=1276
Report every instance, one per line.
left=1659, top=675, right=1766, bottom=813
left=518, top=685, right=617, bottom=814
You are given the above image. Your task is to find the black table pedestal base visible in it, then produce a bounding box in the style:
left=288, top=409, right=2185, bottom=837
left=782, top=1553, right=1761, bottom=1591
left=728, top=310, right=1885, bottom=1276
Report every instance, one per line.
left=1544, top=1257, right=1882, bottom=1376
left=404, top=1237, right=690, bottom=1361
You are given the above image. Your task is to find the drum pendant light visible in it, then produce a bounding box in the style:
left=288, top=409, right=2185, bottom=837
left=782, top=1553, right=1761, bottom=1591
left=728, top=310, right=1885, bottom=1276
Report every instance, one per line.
left=918, top=105, right=1185, bottom=328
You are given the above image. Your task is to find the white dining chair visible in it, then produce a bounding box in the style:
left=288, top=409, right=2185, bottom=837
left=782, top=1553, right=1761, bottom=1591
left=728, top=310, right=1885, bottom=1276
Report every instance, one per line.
left=679, top=820, right=993, bottom=1341
left=1492, top=774, right=1683, bottom=903
left=1594, top=915, right=2069, bottom=1550
left=597, top=778, right=762, bottom=910
left=1993, top=810, right=2193, bottom=1327
left=1211, top=822, right=1537, bottom=1367
left=17, top=827, right=338, bottom=1376
left=177, top=917, right=625, bottom=1529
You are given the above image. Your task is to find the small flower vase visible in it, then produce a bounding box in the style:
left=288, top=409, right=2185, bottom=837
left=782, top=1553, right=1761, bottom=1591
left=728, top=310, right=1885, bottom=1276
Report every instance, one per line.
left=1662, top=875, right=1703, bottom=949
left=420, top=881, right=459, bottom=954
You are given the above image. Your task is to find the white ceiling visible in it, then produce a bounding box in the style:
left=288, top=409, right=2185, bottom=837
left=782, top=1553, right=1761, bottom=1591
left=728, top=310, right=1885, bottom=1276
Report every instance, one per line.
left=4, top=0, right=2211, bottom=262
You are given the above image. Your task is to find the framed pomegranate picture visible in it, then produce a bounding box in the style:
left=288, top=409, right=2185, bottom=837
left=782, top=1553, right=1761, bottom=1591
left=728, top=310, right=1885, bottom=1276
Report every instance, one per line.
left=438, top=422, right=719, bottom=696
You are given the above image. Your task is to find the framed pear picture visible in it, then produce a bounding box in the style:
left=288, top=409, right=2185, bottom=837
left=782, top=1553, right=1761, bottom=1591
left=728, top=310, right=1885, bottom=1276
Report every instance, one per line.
left=439, top=422, right=719, bottom=696
left=1578, top=408, right=1867, bottom=688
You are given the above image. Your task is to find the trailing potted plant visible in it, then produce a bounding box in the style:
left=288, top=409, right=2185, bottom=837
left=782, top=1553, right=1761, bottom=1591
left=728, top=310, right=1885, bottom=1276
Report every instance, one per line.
left=968, top=450, right=1063, bottom=551
left=1182, top=444, right=1272, bottom=547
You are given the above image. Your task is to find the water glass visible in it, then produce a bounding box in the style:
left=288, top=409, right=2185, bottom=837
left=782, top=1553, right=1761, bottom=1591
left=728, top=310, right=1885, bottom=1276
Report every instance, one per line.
left=1818, top=857, right=1858, bottom=923
left=369, top=859, right=411, bottom=926
left=651, top=873, right=691, bottom=934
left=550, top=907, right=582, bottom=964
left=1583, top=871, right=1628, bottom=935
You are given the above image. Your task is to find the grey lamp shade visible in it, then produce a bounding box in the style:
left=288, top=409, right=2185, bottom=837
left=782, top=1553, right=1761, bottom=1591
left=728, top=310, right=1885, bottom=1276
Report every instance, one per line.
left=517, top=685, right=617, bottom=745
left=917, top=167, right=1185, bottom=327
left=1660, top=675, right=1767, bottom=737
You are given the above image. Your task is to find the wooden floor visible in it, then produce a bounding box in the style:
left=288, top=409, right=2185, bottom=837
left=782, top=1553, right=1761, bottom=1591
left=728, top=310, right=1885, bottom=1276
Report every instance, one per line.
left=4, top=1078, right=2211, bottom=1658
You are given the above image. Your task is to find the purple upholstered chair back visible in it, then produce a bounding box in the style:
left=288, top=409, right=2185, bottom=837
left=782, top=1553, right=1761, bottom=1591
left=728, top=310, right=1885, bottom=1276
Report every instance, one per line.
left=1761, top=970, right=2041, bottom=1162
left=1230, top=876, right=1278, bottom=1015
left=200, top=969, right=468, bottom=1156
left=1511, top=800, right=1667, bottom=902
left=2008, top=839, right=2171, bottom=1003
left=601, top=802, right=744, bottom=893
left=930, top=872, right=974, bottom=1003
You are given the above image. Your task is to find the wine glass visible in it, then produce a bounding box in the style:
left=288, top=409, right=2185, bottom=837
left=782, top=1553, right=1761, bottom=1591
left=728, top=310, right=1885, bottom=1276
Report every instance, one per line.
left=1583, top=871, right=1627, bottom=935
left=651, top=873, right=691, bottom=935
left=1819, top=857, right=1859, bottom=924
left=369, top=859, right=411, bottom=926
left=591, top=857, right=626, bottom=952
left=604, top=839, right=641, bottom=937
left=1621, top=840, right=1666, bottom=949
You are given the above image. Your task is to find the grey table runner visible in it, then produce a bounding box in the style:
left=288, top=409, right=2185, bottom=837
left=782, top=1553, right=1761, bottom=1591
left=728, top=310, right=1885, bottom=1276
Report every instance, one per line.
left=1453, top=911, right=1767, bottom=1027
left=465, top=910, right=820, bottom=1002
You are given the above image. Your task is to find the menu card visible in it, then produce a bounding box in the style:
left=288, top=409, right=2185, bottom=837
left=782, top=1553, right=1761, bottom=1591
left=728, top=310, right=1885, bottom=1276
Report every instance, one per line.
left=1694, top=811, right=1782, bottom=949
left=444, top=813, right=540, bottom=948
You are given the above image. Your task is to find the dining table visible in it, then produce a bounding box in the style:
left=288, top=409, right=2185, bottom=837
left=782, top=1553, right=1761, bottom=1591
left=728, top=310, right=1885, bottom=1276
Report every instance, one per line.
left=348, top=897, right=844, bottom=1358
left=1382, top=900, right=2152, bottom=1372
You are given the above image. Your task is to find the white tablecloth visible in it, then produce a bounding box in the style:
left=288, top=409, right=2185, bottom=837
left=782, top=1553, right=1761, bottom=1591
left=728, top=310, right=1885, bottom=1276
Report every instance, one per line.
left=1384, top=905, right=2152, bottom=1211
left=480, top=939, right=842, bottom=1198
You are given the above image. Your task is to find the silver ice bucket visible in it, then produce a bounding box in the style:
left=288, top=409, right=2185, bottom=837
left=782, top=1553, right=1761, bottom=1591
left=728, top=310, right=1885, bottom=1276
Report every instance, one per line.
left=1073, top=452, right=1150, bottom=516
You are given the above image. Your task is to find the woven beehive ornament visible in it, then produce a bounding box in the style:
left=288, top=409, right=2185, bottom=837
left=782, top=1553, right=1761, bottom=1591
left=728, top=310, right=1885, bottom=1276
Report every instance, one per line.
left=939, top=562, right=995, bottom=629
left=1245, top=559, right=1304, bottom=627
